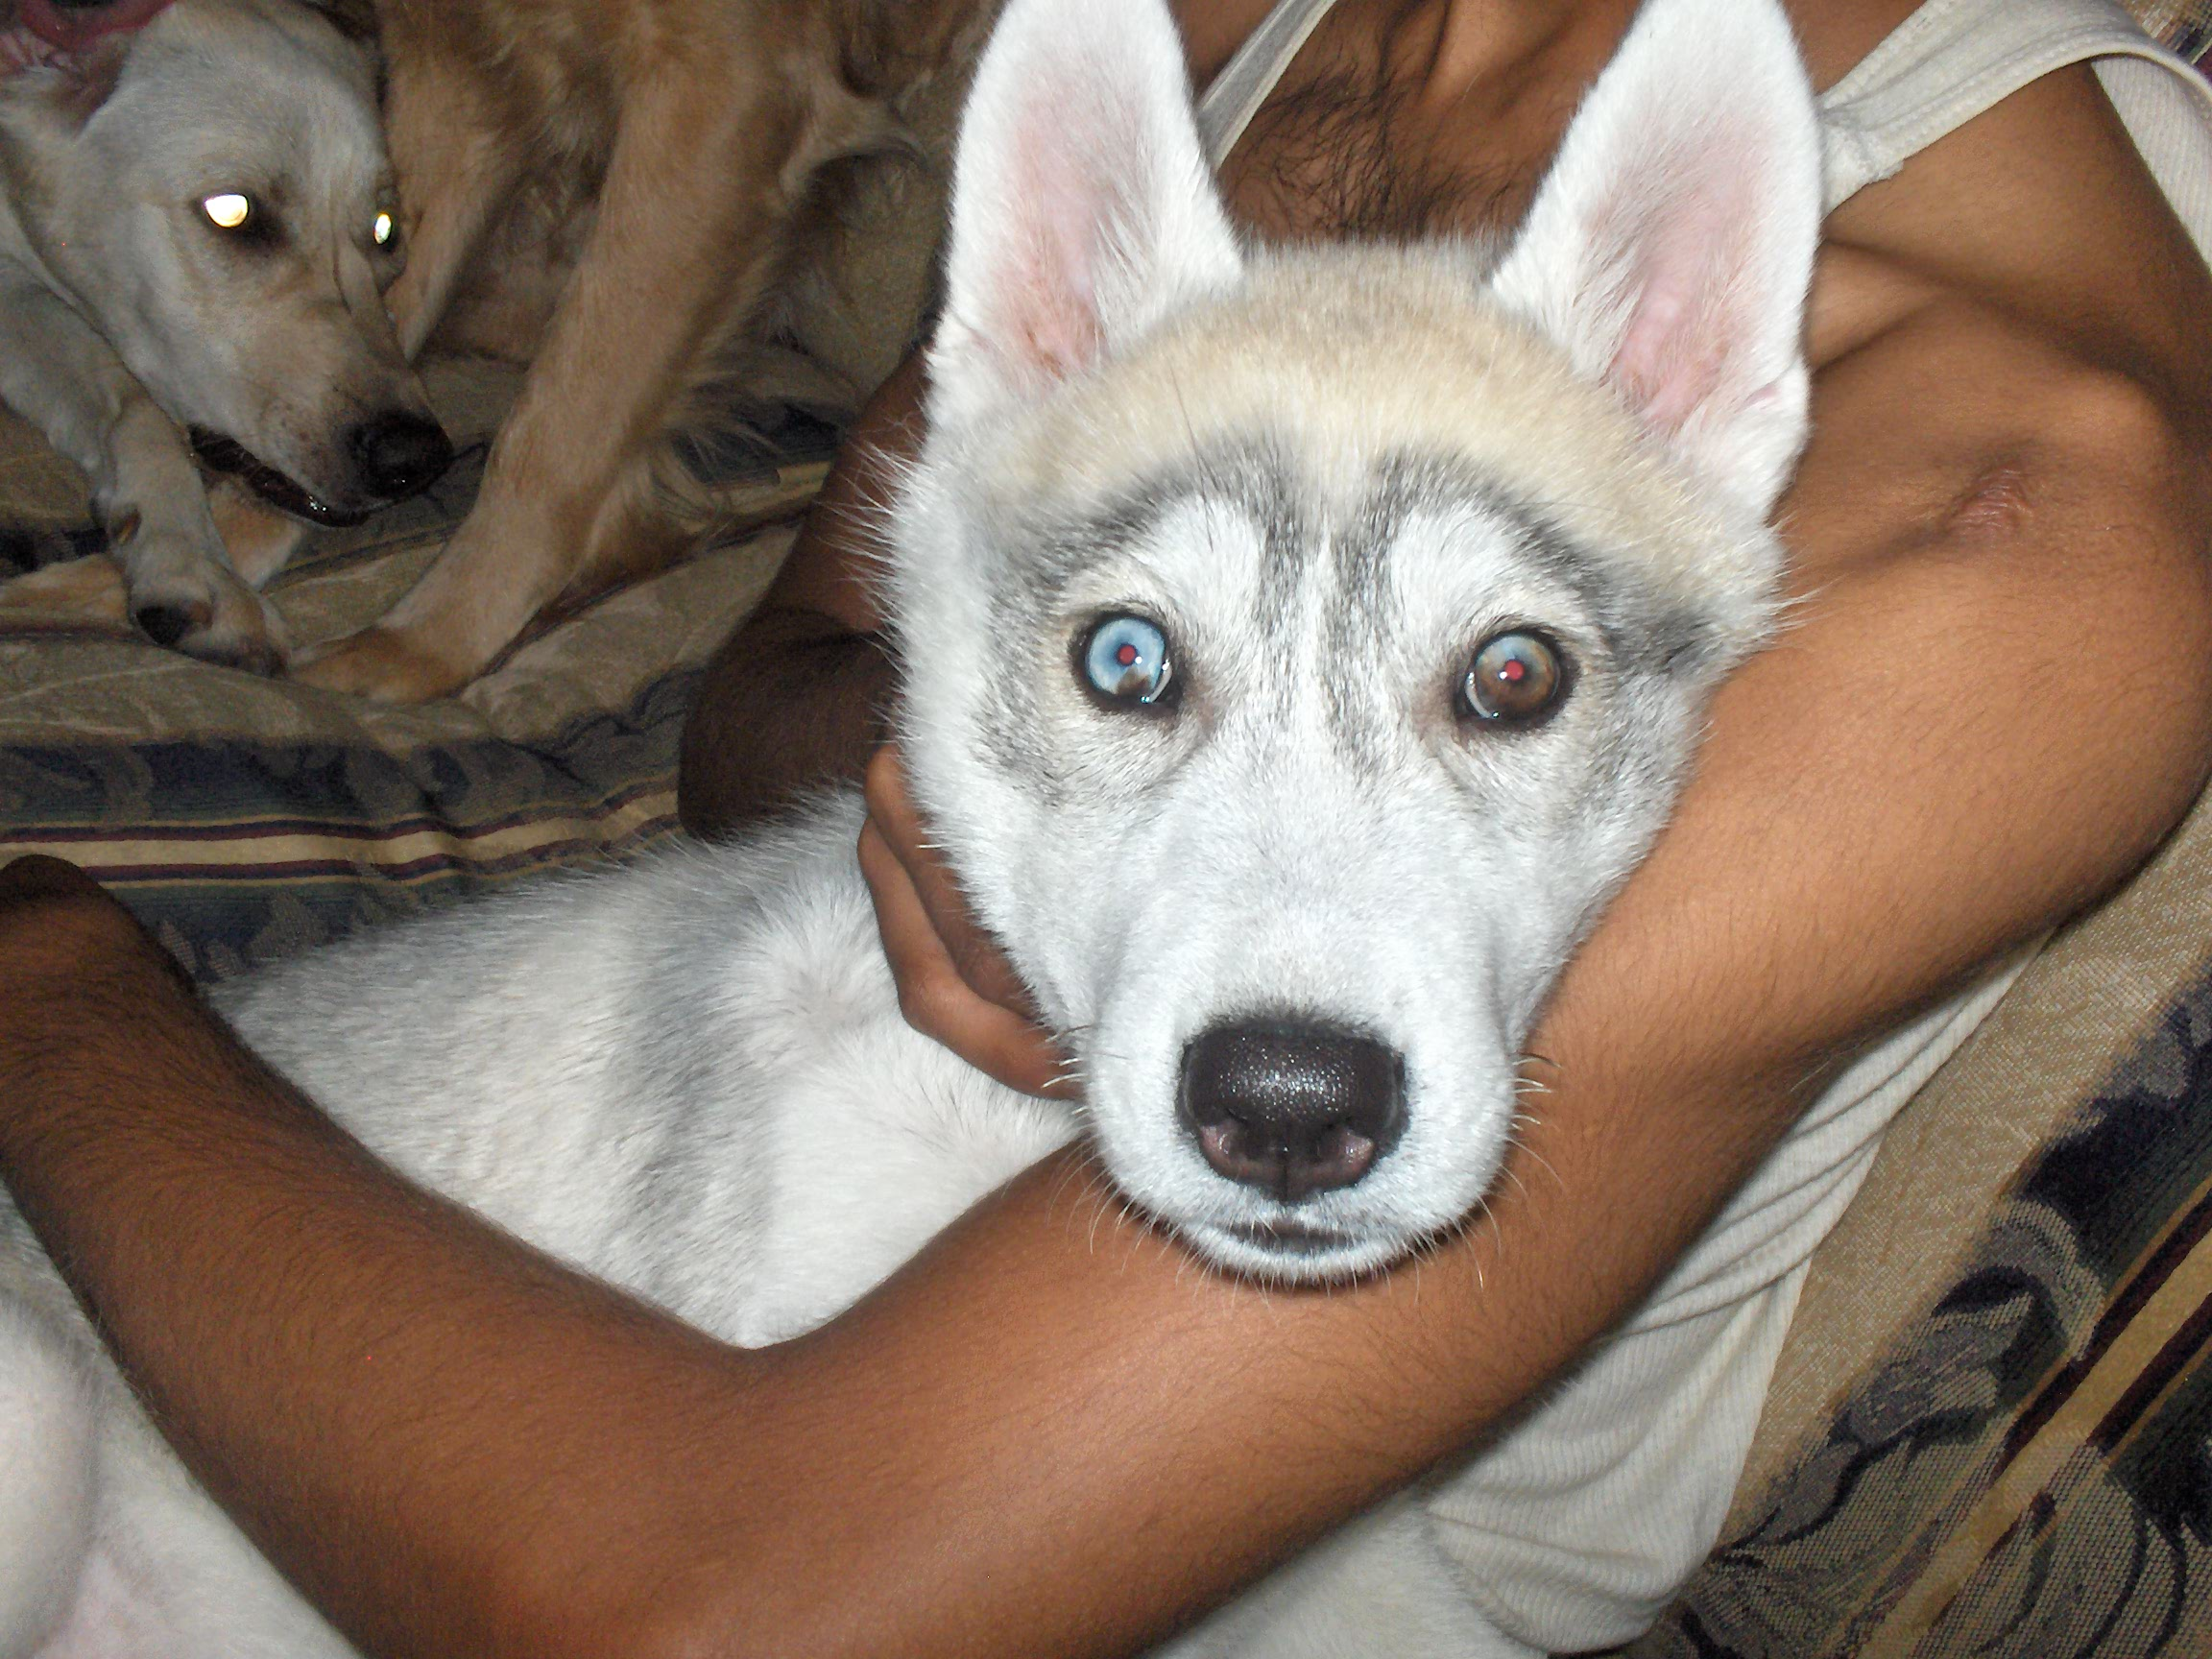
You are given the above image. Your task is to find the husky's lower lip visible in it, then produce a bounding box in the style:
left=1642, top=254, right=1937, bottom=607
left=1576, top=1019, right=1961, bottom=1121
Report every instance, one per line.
left=189, top=428, right=373, bottom=528
left=1226, top=1218, right=1358, bottom=1256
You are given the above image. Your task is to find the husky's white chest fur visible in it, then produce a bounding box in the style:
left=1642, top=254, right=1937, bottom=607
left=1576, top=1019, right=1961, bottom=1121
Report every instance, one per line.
left=0, top=0, right=1828, bottom=1649
left=228, top=804, right=1077, bottom=1353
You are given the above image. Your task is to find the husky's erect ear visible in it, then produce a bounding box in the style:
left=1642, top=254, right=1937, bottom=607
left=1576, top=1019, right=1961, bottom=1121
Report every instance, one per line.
left=1490, top=0, right=1821, bottom=517
left=927, top=0, right=1242, bottom=433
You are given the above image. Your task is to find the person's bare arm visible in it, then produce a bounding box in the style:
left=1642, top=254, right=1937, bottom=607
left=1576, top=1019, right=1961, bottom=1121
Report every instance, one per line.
left=676, top=355, right=926, bottom=836
left=2, top=58, right=2209, bottom=1659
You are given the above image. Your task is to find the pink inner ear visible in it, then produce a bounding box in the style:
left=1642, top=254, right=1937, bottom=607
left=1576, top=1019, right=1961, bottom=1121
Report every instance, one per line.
left=19, top=0, right=175, bottom=51
left=1602, top=145, right=1767, bottom=440
left=980, top=74, right=1136, bottom=394
left=1614, top=278, right=1734, bottom=436
left=995, top=138, right=1108, bottom=387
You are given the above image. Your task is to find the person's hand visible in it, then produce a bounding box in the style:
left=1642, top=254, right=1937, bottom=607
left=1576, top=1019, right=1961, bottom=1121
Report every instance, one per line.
left=856, top=745, right=1073, bottom=1098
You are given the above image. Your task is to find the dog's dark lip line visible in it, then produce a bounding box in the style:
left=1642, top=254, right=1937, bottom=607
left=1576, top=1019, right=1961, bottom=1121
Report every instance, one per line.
left=188, top=427, right=374, bottom=528
left=1225, top=1220, right=1358, bottom=1256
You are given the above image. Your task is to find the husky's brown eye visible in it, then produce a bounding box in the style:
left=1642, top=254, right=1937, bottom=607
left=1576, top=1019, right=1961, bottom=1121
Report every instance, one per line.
left=373, top=210, right=397, bottom=249
left=1459, top=631, right=1564, bottom=725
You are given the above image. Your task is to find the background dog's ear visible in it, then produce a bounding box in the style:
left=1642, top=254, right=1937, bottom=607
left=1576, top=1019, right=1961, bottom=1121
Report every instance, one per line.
left=295, top=0, right=378, bottom=44
left=27, top=37, right=129, bottom=130
left=9, top=0, right=170, bottom=130
left=1489, top=0, right=1822, bottom=517
left=926, top=0, right=1242, bottom=433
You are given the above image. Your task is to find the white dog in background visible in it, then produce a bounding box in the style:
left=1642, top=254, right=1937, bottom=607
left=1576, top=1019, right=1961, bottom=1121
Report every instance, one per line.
left=0, top=0, right=449, bottom=669
left=0, top=0, right=1820, bottom=1647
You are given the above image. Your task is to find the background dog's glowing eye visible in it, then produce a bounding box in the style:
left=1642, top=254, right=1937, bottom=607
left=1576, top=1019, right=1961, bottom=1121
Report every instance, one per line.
left=1080, top=613, right=1174, bottom=706
left=202, top=193, right=252, bottom=230
left=373, top=211, right=396, bottom=247
left=1460, top=631, right=1564, bottom=724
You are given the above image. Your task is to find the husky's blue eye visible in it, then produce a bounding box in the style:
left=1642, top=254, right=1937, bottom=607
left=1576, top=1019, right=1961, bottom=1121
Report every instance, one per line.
left=1079, top=613, right=1175, bottom=707
left=1460, top=631, right=1564, bottom=724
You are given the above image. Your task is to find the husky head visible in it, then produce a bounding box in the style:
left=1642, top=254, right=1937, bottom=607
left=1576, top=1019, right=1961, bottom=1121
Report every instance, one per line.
left=0, top=0, right=450, bottom=522
left=893, top=0, right=1822, bottom=1280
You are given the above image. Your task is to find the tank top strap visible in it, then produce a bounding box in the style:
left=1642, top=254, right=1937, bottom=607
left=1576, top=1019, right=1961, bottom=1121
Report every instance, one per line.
left=1195, top=0, right=1342, bottom=169
left=1820, top=0, right=2212, bottom=255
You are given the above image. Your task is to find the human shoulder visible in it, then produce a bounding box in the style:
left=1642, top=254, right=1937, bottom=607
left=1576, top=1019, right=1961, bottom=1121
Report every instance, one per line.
left=1780, top=0, right=1923, bottom=90
left=1811, top=45, right=2209, bottom=397
left=1171, top=0, right=1285, bottom=85
left=1787, top=49, right=2209, bottom=641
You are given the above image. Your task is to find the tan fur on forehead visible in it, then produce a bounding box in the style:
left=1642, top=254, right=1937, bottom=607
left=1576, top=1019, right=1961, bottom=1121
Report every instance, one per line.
left=988, top=242, right=1768, bottom=600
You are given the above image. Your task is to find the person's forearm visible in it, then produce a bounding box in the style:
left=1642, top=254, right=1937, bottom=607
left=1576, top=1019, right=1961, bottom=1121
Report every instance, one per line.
left=0, top=857, right=1768, bottom=1659
left=0, top=865, right=782, bottom=1659
left=0, top=865, right=1565, bottom=1659
left=679, top=355, right=926, bottom=837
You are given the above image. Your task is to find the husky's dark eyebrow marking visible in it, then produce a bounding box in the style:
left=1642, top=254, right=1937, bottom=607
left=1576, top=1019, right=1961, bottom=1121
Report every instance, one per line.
left=1353, top=453, right=1603, bottom=600
left=1352, top=452, right=1732, bottom=680
left=1003, top=438, right=1309, bottom=615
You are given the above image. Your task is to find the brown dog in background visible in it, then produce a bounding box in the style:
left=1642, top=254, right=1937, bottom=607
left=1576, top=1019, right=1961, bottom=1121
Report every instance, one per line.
left=264, top=0, right=994, bottom=703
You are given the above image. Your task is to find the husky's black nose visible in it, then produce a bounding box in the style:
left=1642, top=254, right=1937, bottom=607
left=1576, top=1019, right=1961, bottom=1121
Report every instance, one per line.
left=1178, top=1022, right=1406, bottom=1202
left=351, top=413, right=454, bottom=501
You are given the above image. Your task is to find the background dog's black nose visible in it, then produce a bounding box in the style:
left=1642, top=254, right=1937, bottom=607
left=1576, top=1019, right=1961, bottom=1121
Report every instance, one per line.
left=1178, top=1022, right=1406, bottom=1202
left=351, top=413, right=454, bottom=501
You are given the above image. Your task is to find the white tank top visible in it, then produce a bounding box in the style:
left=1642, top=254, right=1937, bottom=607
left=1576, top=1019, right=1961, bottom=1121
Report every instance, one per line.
left=1180, top=3, right=2212, bottom=1652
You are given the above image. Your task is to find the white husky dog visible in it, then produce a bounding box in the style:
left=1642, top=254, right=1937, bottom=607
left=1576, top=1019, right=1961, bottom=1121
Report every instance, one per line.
left=0, top=0, right=450, bottom=668
left=0, top=0, right=1821, bottom=1648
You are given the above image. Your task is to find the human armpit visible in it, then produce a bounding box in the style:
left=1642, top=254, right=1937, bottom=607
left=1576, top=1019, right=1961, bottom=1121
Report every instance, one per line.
left=678, top=354, right=926, bottom=835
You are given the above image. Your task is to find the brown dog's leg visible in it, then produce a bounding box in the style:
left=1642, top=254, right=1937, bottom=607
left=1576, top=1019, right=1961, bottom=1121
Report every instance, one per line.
left=378, top=49, right=531, bottom=362
left=293, top=22, right=882, bottom=703
left=209, top=479, right=307, bottom=589
left=0, top=554, right=129, bottom=630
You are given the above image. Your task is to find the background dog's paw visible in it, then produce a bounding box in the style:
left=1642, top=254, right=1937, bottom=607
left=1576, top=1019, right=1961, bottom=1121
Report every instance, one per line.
left=289, top=625, right=467, bottom=703
left=124, top=558, right=290, bottom=676
left=0, top=554, right=132, bottom=630
left=208, top=479, right=312, bottom=589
